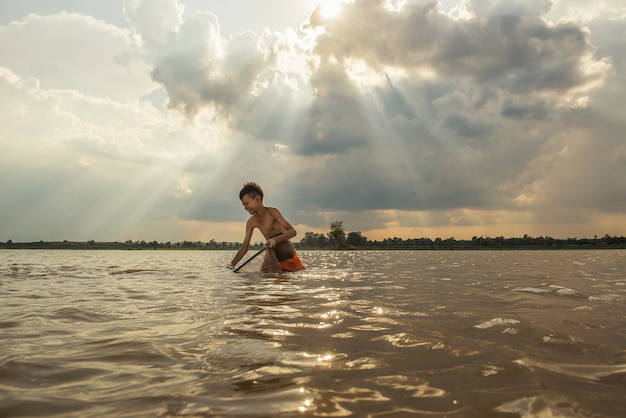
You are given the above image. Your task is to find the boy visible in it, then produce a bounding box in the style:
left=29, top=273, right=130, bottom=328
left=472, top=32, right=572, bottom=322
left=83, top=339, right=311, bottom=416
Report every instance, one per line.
left=227, top=182, right=305, bottom=272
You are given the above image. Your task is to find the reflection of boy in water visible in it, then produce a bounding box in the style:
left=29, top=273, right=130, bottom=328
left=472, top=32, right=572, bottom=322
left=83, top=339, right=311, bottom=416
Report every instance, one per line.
left=228, top=182, right=305, bottom=273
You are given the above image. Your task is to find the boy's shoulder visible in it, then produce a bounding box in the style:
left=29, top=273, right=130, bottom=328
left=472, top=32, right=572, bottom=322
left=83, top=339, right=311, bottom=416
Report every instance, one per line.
left=245, top=214, right=258, bottom=226
left=266, top=206, right=284, bottom=217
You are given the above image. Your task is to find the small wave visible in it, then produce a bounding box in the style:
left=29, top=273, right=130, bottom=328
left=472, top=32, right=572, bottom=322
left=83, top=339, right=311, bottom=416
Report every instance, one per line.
left=474, top=318, right=520, bottom=330
left=495, top=395, right=583, bottom=417
left=349, top=324, right=390, bottom=331
left=482, top=364, right=505, bottom=377
left=331, top=332, right=355, bottom=339
left=375, top=375, right=446, bottom=398
left=375, top=333, right=432, bottom=348
left=168, top=386, right=314, bottom=416
left=512, top=287, right=551, bottom=294
left=344, top=357, right=384, bottom=370
left=542, top=334, right=577, bottom=345
left=48, top=307, right=116, bottom=323
left=555, top=288, right=580, bottom=296
left=109, top=269, right=157, bottom=275
left=588, top=294, right=625, bottom=302
left=514, top=358, right=626, bottom=383
left=305, top=387, right=390, bottom=416
left=502, top=327, right=519, bottom=335
left=512, top=285, right=586, bottom=298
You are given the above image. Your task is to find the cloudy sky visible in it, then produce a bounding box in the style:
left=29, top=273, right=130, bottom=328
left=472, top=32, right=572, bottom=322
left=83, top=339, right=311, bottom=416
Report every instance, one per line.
left=1, top=0, right=625, bottom=244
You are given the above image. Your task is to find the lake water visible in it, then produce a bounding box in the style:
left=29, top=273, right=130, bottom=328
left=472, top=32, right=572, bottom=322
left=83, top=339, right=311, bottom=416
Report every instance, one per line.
left=1, top=249, right=625, bottom=417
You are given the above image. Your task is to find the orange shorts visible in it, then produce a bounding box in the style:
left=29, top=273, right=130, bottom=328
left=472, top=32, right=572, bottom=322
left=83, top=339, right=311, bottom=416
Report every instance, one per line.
left=279, top=250, right=305, bottom=272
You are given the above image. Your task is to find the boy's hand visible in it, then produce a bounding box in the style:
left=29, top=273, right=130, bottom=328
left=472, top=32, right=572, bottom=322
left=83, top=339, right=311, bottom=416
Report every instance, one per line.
left=266, top=238, right=277, bottom=249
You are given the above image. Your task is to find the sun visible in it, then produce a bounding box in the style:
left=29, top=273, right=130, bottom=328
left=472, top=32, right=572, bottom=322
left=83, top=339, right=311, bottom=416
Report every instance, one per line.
left=318, top=0, right=349, bottom=19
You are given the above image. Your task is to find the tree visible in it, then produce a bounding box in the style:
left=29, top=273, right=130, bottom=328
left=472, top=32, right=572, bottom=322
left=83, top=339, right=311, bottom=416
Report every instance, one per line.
left=328, top=221, right=346, bottom=248
left=300, top=232, right=328, bottom=247
left=346, top=231, right=368, bottom=247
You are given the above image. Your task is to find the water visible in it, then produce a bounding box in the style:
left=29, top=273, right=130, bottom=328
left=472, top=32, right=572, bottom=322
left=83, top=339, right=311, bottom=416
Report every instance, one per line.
left=1, top=249, right=625, bottom=417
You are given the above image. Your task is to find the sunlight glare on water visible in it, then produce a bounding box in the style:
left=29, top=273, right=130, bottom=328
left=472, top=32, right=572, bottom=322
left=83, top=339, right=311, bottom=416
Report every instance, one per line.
left=1, top=249, right=625, bottom=417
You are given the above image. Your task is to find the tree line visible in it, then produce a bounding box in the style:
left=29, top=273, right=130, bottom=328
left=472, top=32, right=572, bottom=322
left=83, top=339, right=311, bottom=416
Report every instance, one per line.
left=2, top=221, right=625, bottom=250
left=0, top=239, right=243, bottom=250
left=298, top=221, right=626, bottom=249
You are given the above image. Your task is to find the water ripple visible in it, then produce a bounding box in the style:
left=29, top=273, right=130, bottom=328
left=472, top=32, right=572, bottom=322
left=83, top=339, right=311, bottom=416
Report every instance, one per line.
left=1, top=249, right=625, bottom=417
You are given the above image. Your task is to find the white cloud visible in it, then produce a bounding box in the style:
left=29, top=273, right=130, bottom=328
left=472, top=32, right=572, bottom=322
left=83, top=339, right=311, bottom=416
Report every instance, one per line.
left=123, top=0, right=184, bottom=47
left=546, top=0, right=626, bottom=23
left=462, top=0, right=552, bottom=17
left=0, top=12, right=154, bottom=100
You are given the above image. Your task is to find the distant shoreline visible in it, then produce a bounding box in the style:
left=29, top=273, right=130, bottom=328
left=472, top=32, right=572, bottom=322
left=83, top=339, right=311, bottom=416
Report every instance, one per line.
left=0, top=242, right=624, bottom=251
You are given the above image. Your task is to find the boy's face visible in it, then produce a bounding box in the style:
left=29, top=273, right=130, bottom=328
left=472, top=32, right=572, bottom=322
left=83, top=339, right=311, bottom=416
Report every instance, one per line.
left=241, top=193, right=261, bottom=215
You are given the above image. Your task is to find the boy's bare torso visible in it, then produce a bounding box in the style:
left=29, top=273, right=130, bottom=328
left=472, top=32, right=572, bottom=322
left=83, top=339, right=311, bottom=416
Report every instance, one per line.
left=250, top=207, right=286, bottom=240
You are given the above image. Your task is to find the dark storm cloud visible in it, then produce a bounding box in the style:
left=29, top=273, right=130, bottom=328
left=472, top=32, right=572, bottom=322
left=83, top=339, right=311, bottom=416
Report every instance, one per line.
left=501, top=99, right=549, bottom=120
left=296, top=62, right=376, bottom=155
left=310, top=0, right=604, bottom=94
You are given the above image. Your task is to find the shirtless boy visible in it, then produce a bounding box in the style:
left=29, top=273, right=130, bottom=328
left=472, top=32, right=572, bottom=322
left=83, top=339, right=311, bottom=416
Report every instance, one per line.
left=227, top=182, right=305, bottom=272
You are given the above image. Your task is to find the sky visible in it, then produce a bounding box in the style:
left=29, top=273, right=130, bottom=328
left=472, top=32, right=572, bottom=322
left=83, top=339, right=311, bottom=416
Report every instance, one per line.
left=1, top=0, right=625, bottom=244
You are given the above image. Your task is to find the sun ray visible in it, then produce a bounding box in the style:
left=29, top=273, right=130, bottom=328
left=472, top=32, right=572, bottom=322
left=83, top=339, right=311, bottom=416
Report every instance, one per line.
left=318, top=0, right=351, bottom=19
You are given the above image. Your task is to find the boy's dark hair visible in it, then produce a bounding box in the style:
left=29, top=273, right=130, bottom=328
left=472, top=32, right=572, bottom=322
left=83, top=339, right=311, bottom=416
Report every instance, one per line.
left=239, top=182, right=264, bottom=201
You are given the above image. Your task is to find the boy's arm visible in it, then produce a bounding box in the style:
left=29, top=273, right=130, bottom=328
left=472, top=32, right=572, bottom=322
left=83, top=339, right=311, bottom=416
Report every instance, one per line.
left=266, top=207, right=297, bottom=248
left=228, top=220, right=255, bottom=268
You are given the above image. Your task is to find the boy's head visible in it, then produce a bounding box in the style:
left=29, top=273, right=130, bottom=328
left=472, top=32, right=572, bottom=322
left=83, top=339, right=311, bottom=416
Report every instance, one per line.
left=239, top=182, right=264, bottom=201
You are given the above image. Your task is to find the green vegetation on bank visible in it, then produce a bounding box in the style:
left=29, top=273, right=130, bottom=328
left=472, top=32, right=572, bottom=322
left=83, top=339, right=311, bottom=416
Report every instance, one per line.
left=2, top=222, right=625, bottom=251
left=0, top=239, right=244, bottom=250
left=298, top=221, right=626, bottom=249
